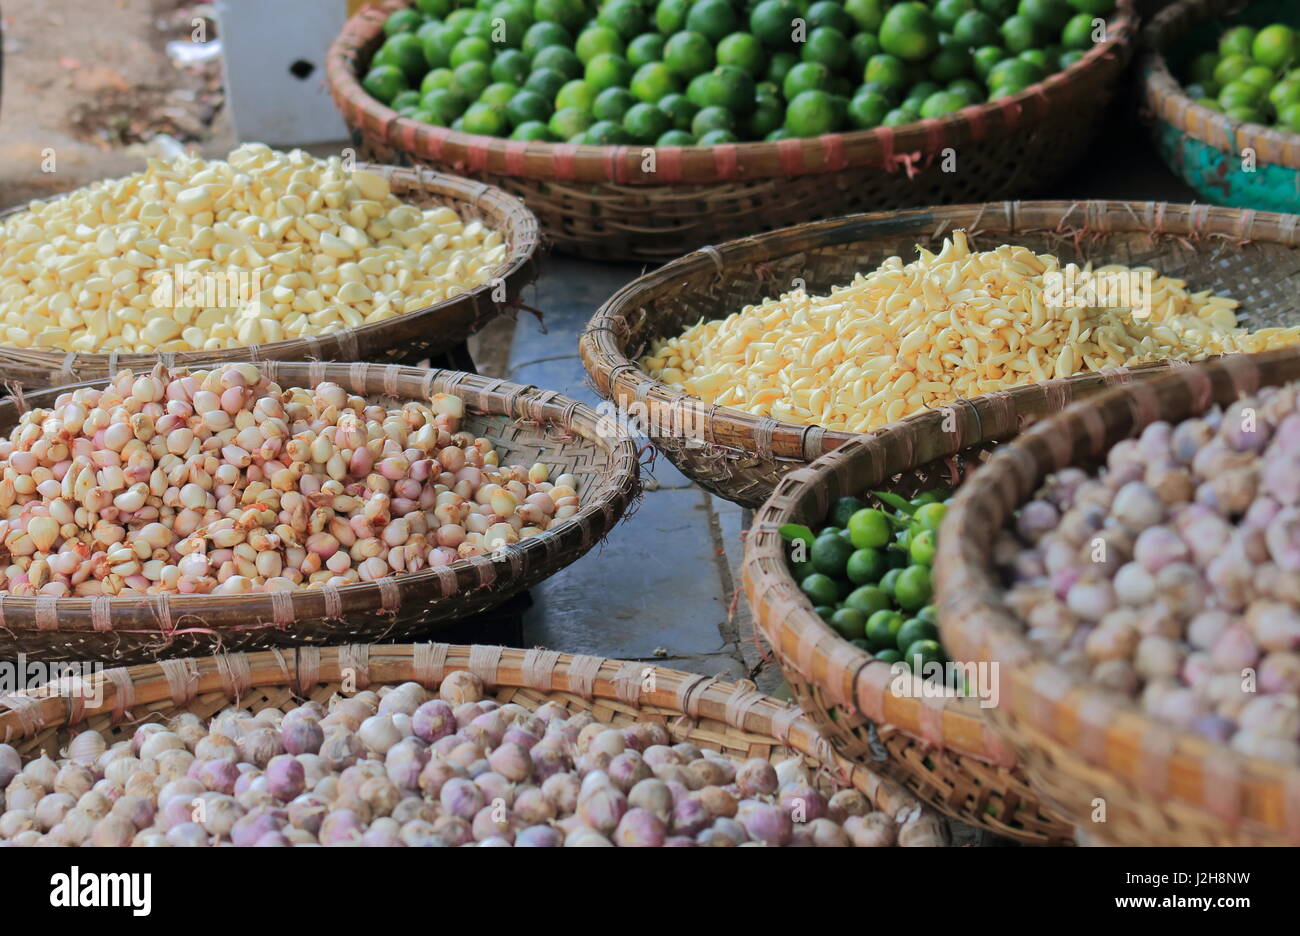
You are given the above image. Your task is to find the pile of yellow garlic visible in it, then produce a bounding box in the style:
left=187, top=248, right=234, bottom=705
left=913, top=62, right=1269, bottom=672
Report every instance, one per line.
left=0, top=144, right=507, bottom=354
left=643, top=231, right=1300, bottom=433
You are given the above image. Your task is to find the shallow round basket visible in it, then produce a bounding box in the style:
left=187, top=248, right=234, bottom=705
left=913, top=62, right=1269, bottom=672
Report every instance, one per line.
left=0, top=643, right=951, bottom=847
left=0, top=361, right=639, bottom=665
left=1142, top=0, right=1300, bottom=213
left=744, top=411, right=1074, bottom=845
left=582, top=200, right=1300, bottom=508
left=326, top=2, right=1136, bottom=262
left=0, top=164, right=541, bottom=390
left=937, top=348, right=1300, bottom=845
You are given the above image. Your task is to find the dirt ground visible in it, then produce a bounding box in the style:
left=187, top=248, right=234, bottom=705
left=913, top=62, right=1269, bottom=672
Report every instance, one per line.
left=0, top=0, right=234, bottom=206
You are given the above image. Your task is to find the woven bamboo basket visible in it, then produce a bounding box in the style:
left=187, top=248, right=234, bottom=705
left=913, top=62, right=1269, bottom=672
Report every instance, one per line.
left=326, top=2, right=1137, bottom=262
left=744, top=419, right=1075, bottom=845
left=0, top=643, right=950, bottom=846
left=582, top=200, right=1300, bottom=508
left=0, top=164, right=541, bottom=390
left=936, top=348, right=1300, bottom=845
left=0, top=361, right=639, bottom=666
left=1142, top=0, right=1300, bottom=213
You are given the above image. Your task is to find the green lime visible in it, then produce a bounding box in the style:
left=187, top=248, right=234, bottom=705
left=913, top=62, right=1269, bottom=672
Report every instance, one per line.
left=748, top=98, right=784, bottom=137
left=815, top=605, right=836, bottom=622
left=767, top=51, right=800, bottom=86
left=829, top=607, right=867, bottom=640
left=830, top=496, right=866, bottom=529
left=384, top=8, right=423, bottom=36
left=785, top=88, right=839, bottom=136
left=894, top=565, right=933, bottom=611
left=576, top=26, right=624, bottom=64
left=1066, top=0, right=1113, bottom=11
left=947, top=77, right=984, bottom=103
left=874, top=649, right=903, bottom=665
left=658, top=93, right=699, bottom=129
left=807, top=0, right=854, bottom=34
left=421, top=87, right=468, bottom=123
left=593, top=86, right=637, bottom=121
left=863, top=53, right=908, bottom=92
left=686, top=72, right=712, bottom=107
left=421, top=24, right=460, bottom=69
left=902, top=80, right=939, bottom=112
left=844, top=0, right=886, bottom=31
left=416, top=0, right=452, bottom=16
left=865, top=609, right=904, bottom=650
left=903, top=639, right=944, bottom=673
left=532, top=45, right=583, bottom=80
left=803, top=26, right=851, bottom=71
left=1059, top=49, right=1085, bottom=69
left=810, top=532, right=855, bottom=576
left=489, top=2, right=531, bottom=48
left=750, top=0, right=799, bottom=47
left=933, top=0, right=974, bottom=31
left=585, top=53, right=634, bottom=91
left=972, top=45, right=1005, bottom=80
left=846, top=546, right=887, bottom=584
left=506, top=89, right=553, bottom=125
left=850, top=32, right=881, bottom=69
left=1018, top=47, right=1050, bottom=70
left=879, top=105, right=914, bottom=125
left=879, top=2, right=940, bottom=62
left=492, top=49, right=532, bottom=85
left=627, top=33, right=667, bottom=67
left=363, top=65, right=409, bottom=104
left=510, top=119, right=558, bottom=140
left=1188, top=51, right=1219, bottom=87
left=1212, top=54, right=1251, bottom=89
left=688, top=0, right=739, bottom=43
left=453, top=60, right=492, bottom=99
left=445, top=8, right=475, bottom=32
left=522, top=21, right=572, bottom=58
left=657, top=0, right=689, bottom=35
left=656, top=128, right=696, bottom=144
left=987, top=57, right=1042, bottom=90
left=450, top=35, right=492, bottom=68
left=783, top=60, right=832, bottom=99
left=801, top=572, right=840, bottom=606
left=622, top=101, right=672, bottom=142
left=847, top=508, right=891, bottom=550
left=1240, top=65, right=1276, bottom=91
left=952, top=10, right=998, bottom=48
left=392, top=89, right=421, bottom=111
left=691, top=105, right=733, bottom=137
left=697, top=125, right=741, bottom=144
left=1280, top=102, right=1300, bottom=132
left=917, top=604, right=938, bottom=625
left=598, top=0, right=647, bottom=39
left=999, top=15, right=1039, bottom=54
left=524, top=66, right=568, bottom=99
left=1225, top=105, right=1264, bottom=124
left=929, top=46, right=972, bottom=82
left=878, top=567, right=903, bottom=597
left=914, top=502, right=948, bottom=532
left=479, top=81, right=520, bottom=109
left=581, top=119, right=630, bottom=144
left=1219, top=25, right=1257, bottom=61
left=464, top=12, right=493, bottom=43
left=1018, top=0, right=1070, bottom=31
left=664, top=30, right=715, bottom=78
left=556, top=78, right=598, bottom=112
left=703, top=64, right=756, bottom=113
left=848, top=91, right=891, bottom=130
left=1269, top=78, right=1300, bottom=112
left=908, top=528, right=937, bottom=565
left=1219, top=80, right=1262, bottom=110
left=845, top=584, right=891, bottom=617
left=764, top=127, right=792, bottom=140
left=1060, top=12, right=1095, bottom=50
left=532, top=0, right=586, bottom=32
left=385, top=33, right=432, bottom=81
left=896, top=617, right=939, bottom=653
left=630, top=62, right=680, bottom=102
left=718, top=32, right=766, bottom=76
left=979, top=0, right=1017, bottom=16
left=461, top=101, right=508, bottom=136
left=548, top=105, right=594, bottom=138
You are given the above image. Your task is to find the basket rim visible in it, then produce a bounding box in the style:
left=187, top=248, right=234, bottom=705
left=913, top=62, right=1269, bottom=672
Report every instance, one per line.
left=0, top=642, right=928, bottom=823
left=1140, top=0, right=1300, bottom=169
left=0, top=361, right=640, bottom=644
left=326, top=0, right=1138, bottom=186
left=0, top=162, right=543, bottom=379
left=935, top=347, right=1300, bottom=840
left=580, top=198, right=1300, bottom=472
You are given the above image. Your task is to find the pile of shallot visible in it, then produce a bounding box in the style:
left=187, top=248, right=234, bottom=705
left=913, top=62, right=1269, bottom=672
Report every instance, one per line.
left=998, top=382, right=1300, bottom=764
left=0, top=363, right=580, bottom=597
left=0, top=672, right=945, bottom=846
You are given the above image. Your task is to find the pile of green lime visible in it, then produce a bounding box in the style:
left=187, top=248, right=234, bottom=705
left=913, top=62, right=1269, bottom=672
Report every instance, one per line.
left=1180, top=22, right=1300, bottom=131
left=781, top=488, right=950, bottom=675
left=360, top=0, right=1118, bottom=146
